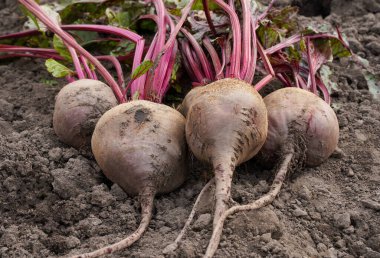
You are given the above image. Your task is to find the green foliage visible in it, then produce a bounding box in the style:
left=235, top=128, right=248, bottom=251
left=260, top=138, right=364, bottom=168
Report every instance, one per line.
left=257, top=6, right=299, bottom=48
left=53, top=35, right=72, bottom=61
left=45, top=59, right=74, bottom=78
left=111, top=41, right=136, bottom=57
left=105, top=5, right=147, bottom=29
left=20, top=5, right=41, bottom=31
left=165, top=0, right=219, bottom=15
left=266, top=6, right=298, bottom=34
left=70, top=30, right=99, bottom=45
left=22, top=5, right=61, bottom=31
left=286, top=45, right=302, bottom=61
left=58, top=1, right=110, bottom=24
left=330, top=38, right=351, bottom=58
left=131, top=60, right=154, bottom=80
left=257, top=25, right=280, bottom=49
left=192, top=0, right=219, bottom=10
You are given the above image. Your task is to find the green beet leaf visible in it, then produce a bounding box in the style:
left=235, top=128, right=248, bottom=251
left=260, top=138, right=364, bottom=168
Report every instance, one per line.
left=131, top=60, right=154, bottom=80
left=45, top=59, right=74, bottom=78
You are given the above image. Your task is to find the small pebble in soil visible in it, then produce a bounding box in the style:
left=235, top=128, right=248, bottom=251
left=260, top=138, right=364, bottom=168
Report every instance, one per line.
left=193, top=213, right=212, bottom=230
left=333, top=212, right=351, bottom=229
left=292, top=206, right=308, bottom=217
left=309, top=212, right=322, bottom=221
left=261, top=233, right=272, bottom=243
left=298, top=186, right=313, bottom=200
left=48, top=147, right=63, bottom=161
left=347, top=167, right=355, bottom=177
left=331, top=147, right=345, bottom=159
left=335, top=239, right=346, bottom=249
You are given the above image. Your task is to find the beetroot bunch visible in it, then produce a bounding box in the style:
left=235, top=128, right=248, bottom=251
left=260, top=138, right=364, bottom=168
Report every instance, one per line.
left=0, top=0, right=351, bottom=257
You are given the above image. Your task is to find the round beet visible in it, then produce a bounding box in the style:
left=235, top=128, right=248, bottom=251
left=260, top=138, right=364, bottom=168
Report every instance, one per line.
left=53, top=79, right=118, bottom=149
left=73, top=100, right=187, bottom=258
left=261, top=87, right=339, bottom=166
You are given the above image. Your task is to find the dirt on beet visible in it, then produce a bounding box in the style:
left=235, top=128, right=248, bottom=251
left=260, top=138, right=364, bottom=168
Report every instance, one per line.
left=1, top=1, right=379, bottom=257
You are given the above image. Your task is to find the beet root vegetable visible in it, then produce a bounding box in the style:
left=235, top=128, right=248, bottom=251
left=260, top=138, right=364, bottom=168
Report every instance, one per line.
left=181, top=78, right=268, bottom=233
left=205, top=87, right=339, bottom=257
left=73, top=100, right=187, bottom=258
left=53, top=79, right=118, bottom=149
left=260, top=87, right=339, bottom=167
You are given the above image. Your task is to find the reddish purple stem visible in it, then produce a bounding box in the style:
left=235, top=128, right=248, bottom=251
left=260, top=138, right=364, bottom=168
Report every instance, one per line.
left=181, top=40, right=204, bottom=83
left=202, top=0, right=217, bottom=35
left=181, top=28, right=213, bottom=80
left=239, top=0, right=252, bottom=79
left=19, top=0, right=125, bottom=103
left=306, top=38, right=317, bottom=94
left=244, top=17, right=258, bottom=83
left=258, top=0, right=277, bottom=21
left=203, top=36, right=223, bottom=80
left=97, top=56, right=124, bottom=88
left=257, top=41, right=275, bottom=76
left=254, top=74, right=274, bottom=91
left=213, top=0, right=241, bottom=78
left=316, top=75, right=331, bottom=104
left=80, top=56, right=94, bottom=79
left=68, top=46, right=85, bottom=79
left=61, top=24, right=145, bottom=94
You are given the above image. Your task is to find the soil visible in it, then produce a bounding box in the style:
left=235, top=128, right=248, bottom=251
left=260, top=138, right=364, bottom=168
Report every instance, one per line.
left=1, top=1, right=379, bottom=257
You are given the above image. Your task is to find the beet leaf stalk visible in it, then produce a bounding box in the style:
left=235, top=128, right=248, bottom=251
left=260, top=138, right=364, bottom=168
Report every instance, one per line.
left=0, top=45, right=131, bottom=87
left=179, top=0, right=275, bottom=88
left=19, top=0, right=127, bottom=103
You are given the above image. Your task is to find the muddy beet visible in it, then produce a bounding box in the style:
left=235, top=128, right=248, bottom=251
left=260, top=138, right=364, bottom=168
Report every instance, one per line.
left=1, top=0, right=379, bottom=257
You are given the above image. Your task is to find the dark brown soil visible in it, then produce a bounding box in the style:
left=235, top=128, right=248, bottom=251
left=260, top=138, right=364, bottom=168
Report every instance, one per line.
left=1, top=1, right=379, bottom=257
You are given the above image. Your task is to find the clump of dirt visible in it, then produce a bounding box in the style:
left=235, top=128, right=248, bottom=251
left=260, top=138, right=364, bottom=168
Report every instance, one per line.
left=0, top=1, right=379, bottom=257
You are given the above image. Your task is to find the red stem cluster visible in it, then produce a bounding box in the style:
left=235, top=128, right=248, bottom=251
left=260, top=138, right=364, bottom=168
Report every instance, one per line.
left=178, top=0, right=350, bottom=104
left=3, top=0, right=196, bottom=103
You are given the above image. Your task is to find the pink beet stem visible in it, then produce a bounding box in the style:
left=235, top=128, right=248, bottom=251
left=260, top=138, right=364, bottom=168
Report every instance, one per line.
left=306, top=38, right=317, bottom=94
left=79, top=56, right=94, bottom=79
left=203, top=36, right=223, bottom=80
left=254, top=74, right=274, bottom=91
left=68, top=46, right=85, bottom=79
left=213, top=0, right=241, bottom=78
left=97, top=55, right=125, bottom=88
left=239, top=0, right=252, bottom=79
left=202, top=0, right=217, bottom=35
left=181, top=28, right=214, bottom=80
left=181, top=40, right=205, bottom=83
left=19, top=0, right=125, bottom=103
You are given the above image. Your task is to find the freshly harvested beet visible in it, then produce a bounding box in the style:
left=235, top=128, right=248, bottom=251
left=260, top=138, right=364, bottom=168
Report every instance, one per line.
left=260, top=87, right=339, bottom=167
left=73, top=100, right=187, bottom=257
left=53, top=79, right=118, bottom=149
left=181, top=78, right=268, bottom=236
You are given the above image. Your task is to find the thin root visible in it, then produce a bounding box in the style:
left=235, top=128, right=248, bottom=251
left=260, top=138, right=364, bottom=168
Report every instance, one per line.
left=203, top=149, right=294, bottom=258
left=163, top=178, right=215, bottom=254
left=72, top=189, right=155, bottom=258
